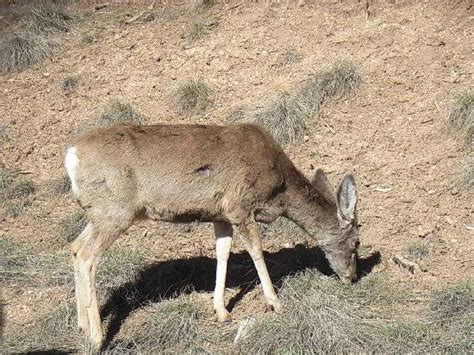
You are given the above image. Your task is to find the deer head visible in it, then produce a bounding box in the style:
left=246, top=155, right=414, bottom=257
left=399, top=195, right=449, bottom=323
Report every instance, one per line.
left=312, top=170, right=359, bottom=282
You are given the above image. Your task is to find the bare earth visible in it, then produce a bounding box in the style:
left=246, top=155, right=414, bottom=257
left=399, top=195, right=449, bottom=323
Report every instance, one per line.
left=1, top=0, right=473, bottom=350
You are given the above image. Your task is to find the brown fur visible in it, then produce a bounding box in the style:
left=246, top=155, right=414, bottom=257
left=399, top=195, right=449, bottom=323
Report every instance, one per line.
left=66, top=123, right=360, bottom=351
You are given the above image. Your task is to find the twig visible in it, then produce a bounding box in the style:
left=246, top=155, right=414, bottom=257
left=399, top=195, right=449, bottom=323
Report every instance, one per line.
left=392, top=254, right=427, bottom=274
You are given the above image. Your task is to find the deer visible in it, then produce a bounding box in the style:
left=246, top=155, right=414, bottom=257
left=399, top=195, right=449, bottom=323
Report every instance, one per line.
left=64, top=122, right=360, bottom=352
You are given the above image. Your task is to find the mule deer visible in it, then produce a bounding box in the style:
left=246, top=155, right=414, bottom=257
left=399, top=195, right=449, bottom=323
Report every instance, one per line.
left=64, top=123, right=359, bottom=351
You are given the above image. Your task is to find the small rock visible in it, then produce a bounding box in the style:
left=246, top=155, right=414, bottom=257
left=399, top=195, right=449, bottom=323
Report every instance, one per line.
left=417, top=225, right=434, bottom=238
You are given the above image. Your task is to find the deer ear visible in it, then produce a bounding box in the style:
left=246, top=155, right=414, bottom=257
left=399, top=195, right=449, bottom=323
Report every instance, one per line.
left=310, top=168, right=336, bottom=205
left=336, top=172, right=358, bottom=221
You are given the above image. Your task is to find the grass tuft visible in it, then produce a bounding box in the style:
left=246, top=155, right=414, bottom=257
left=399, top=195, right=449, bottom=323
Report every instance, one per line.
left=58, top=210, right=87, bottom=242
left=448, top=91, right=474, bottom=143
left=230, top=60, right=361, bottom=145
left=98, top=101, right=146, bottom=125
left=60, top=76, right=77, bottom=95
left=190, top=0, right=215, bottom=14
left=49, top=174, right=71, bottom=196
left=173, top=80, right=212, bottom=113
left=188, top=21, right=208, bottom=41
left=430, top=281, right=473, bottom=323
left=236, top=270, right=378, bottom=353
left=0, top=168, right=35, bottom=217
left=405, top=241, right=429, bottom=261
left=108, top=297, right=201, bottom=353
left=29, top=1, right=73, bottom=34
left=0, top=32, right=52, bottom=73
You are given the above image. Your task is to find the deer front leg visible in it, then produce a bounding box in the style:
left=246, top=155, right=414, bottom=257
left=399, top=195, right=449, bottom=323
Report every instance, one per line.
left=213, top=222, right=233, bottom=322
left=238, top=221, right=283, bottom=314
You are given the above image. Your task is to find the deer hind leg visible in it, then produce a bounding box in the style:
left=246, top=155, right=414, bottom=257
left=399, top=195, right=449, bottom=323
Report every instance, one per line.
left=71, top=208, right=134, bottom=352
left=237, top=220, right=283, bottom=314
left=213, top=221, right=233, bottom=322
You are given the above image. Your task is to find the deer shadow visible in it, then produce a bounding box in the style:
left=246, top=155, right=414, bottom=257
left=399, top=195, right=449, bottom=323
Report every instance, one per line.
left=101, top=244, right=381, bottom=346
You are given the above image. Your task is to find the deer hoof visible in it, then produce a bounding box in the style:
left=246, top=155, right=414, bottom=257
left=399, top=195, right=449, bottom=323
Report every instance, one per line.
left=216, top=309, right=232, bottom=323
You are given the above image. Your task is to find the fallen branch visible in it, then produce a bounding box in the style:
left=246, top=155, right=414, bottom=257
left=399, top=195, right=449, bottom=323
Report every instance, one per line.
left=392, top=254, right=427, bottom=274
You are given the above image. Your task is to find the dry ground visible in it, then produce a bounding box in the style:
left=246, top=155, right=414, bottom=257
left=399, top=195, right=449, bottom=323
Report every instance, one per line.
left=1, top=0, right=473, bottom=353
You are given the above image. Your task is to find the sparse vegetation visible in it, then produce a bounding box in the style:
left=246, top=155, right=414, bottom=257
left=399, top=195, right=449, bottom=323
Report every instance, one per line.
left=405, top=241, right=429, bottom=261
left=190, top=0, right=215, bottom=14
left=0, top=32, right=53, bottom=73
left=29, top=1, right=73, bottom=34
left=448, top=90, right=474, bottom=145
left=188, top=21, right=208, bottom=41
left=98, top=248, right=147, bottom=295
left=58, top=210, right=87, bottom=242
left=275, top=49, right=302, bottom=67
left=0, top=168, right=35, bottom=217
left=49, top=174, right=71, bottom=196
left=98, top=100, right=146, bottom=125
left=230, top=60, right=361, bottom=145
left=107, top=298, right=202, bottom=353
left=60, top=76, right=77, bottom=95
left=173, top=80, right=212, bottom=113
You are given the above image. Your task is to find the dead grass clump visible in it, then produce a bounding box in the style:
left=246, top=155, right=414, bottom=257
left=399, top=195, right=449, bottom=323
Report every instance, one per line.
left=98, top=101, right=146, bottom=125
left=0, top=238, right=71, bottom=287
left=190, top=0, right=215, bottom=14
left=230, top=61, right=361, bottom=145
left=0, top=168, right=35, bottom=217
left=0, top=32, right=52, bottom=73
left=58, top=210, right=87, bottom=242
left=188, top=21, right=208, bottom=41
left=60, top=76, right=77, bottom=95
left=448, top=90, right=474, bottom=144
left=49, top=174, right=71, bottom=196
left=274, top=49, right=302, bottom=67
left=405, top=241, right=429, bottom=261
left=29, top=1, right=73, bottom=34
left=463, top=154, right=474, bottom=188
left=108, top=297, right=201, bottom=353
left=430, top=280, right=473, bottom=323
left=174, top=80, right=212, bottom=113
left=235, top=270, right=378, bottom=353
left=98, top=248, right=147, bottom=295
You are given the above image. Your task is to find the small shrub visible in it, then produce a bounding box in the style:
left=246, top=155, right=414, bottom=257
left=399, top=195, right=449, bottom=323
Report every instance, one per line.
left=60, top=76, right=77, bottom=95
left=29, top=1, right=73, bottom=34
left=230, top=61, right=361, bottom=145
left=274, top=50, right=302, bottom=67
left=0, top=32, right=52, bottom=73
left=190, top=0, right=215, bottom=14
left=174, top=80, right=212, bottom=113
left=448, top=91, right=474, bottom=134
left=405, top=241, right=429, bottom=261
left=9, top=180, right=35, bottom=199
left=98, top=101, right=146, bottom=125
left=188, top=21, right=208, bottom=41
left=49, top=175, right=71, bottom=196
left=58, top=210, right=87, bottom=242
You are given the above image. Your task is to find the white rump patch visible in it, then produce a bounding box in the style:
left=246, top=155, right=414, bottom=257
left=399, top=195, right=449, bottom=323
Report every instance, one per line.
left=65, top=146, right=80, bottom=197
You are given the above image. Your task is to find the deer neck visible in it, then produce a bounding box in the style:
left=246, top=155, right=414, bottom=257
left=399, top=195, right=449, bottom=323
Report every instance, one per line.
left=284, top=178, right=339, bottom=240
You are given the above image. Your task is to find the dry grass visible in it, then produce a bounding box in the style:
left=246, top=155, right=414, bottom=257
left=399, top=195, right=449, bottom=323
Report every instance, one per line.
left=60, top=76, right=77, bottom=95
left=0, top=32, right=53, bottom=73
left=448, top=90, right=474, bottom=145
left=49, top=174, right=71, bottom=196
left=98, top=100, right=146, bottom=125
left=58, top=210, right=87, bottom=242
left=28, top=1, right=74, bottom=34
left=188, top=21, right=208, bottom=41
left=190, top=0, right=215, bottom=14
left=106, top=297, right=202, bottom=353
left=405, top=241, right=429, bottom=261
left=230, top=60, right=361, bottom=145
left=0, top=2, right=74, bottom=73
left=0, top=168, right=35, bottom=217
left=173, top=79, right=212, bottom=113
